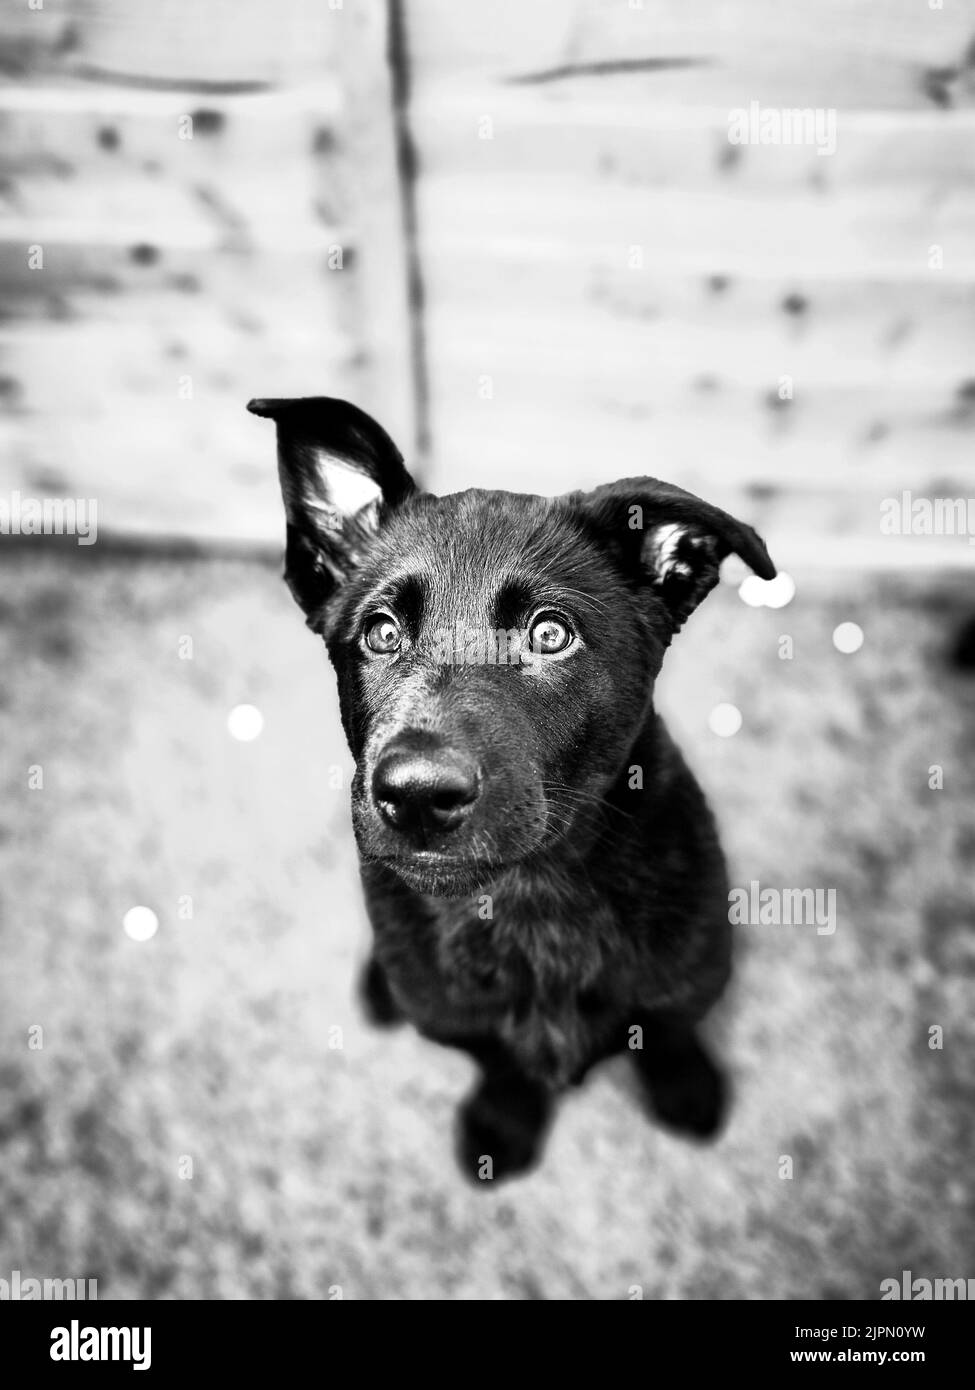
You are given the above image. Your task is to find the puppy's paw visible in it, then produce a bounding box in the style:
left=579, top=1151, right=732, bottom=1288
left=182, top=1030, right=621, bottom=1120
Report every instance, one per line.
left=634, top=1038, right=728, bottom=1141
left=358, top=957, right=404, bottom=1027
left=455, top=1082, right=551, bottom=1186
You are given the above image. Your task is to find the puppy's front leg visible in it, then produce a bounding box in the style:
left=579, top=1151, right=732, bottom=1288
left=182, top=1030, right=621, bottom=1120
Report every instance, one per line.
left=438, top=1034, right=553, bottom=1185
left=630, top=1010, right=728, bottom=1140
left=358, top=955, right=405, bottom=1027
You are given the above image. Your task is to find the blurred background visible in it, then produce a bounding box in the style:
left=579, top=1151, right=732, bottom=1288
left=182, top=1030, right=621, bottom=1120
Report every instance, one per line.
left=1, top=0, right=974, bottom=1299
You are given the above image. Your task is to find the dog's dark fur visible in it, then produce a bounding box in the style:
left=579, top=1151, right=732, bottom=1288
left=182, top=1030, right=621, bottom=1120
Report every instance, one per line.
left=249, top=395, right=775, bottom=1182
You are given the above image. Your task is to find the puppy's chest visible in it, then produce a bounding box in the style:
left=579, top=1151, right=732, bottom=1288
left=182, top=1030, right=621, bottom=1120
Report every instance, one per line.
left=431, top=879, right=625, bottom=1076
left=438, top=897, right=605, bottom=1000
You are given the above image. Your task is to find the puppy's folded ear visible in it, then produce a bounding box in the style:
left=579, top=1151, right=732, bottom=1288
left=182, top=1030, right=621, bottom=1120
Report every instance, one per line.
left=571, top=476, right=775, bottom=632
left=247, top=397, right=417, bottom=623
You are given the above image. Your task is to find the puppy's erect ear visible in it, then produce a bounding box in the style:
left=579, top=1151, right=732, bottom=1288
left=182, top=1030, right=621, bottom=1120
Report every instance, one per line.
left=571, top=476, right=775, bottom=632
left=247, top=396, right=417, bottom=622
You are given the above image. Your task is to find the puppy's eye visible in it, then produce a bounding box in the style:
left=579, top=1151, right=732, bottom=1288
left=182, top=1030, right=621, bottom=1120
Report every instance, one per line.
left=364, top=614, right=402, bottom=654
left=527, top=612, right=573, bottom=655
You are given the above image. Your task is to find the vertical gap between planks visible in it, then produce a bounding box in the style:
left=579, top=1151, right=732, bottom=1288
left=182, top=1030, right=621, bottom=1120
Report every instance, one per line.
left=387, top=0, right=431, bottom=477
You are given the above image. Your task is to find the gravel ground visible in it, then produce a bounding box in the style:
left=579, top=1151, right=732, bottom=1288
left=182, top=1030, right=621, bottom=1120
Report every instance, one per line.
left=0, top=546, right=972, bottom=1300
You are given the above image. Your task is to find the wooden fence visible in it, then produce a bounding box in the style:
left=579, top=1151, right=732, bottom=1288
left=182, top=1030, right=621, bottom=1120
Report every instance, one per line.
left=2, top=0, right=974, bottom=571
left=407, top=0, right=975, bottom=571
left=0, top=0, right=415, bottom=545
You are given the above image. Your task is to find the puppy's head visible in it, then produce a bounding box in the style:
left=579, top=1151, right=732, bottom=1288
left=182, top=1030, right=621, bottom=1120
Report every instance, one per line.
left=249, top=396, right=775, bottom=897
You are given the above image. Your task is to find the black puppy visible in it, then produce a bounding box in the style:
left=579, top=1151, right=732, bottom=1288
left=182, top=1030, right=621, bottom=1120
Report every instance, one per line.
left=249, top=396, right=775, bottom=1183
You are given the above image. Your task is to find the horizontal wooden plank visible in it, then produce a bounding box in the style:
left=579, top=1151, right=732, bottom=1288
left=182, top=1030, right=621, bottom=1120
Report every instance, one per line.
left=0, top=310, right=351, bottom=399
left=425, top=299, right=973, bottom=391
left=0, top=214, right=346, bottom=254
left=0, top=166, right=345, bottom=253
left=0, top=304, right=366, bottom=549
left=419, top=172, right=975, bottom=279
left=0, top=397, right=343, bottom=547
left=411, top=81, right=975, bottom=192
left=3, top=0, right=349, bottom=87
left=0, top=241, right=354, bottom=318
left=424, top=258, right=975, bottom=379
left=425, top=396, right=975, bottom=496
left=407, top=0, right=975, bottom=111
left=0, top=260, right=356, bottom=343
left=0, top=80, right=343, bottom=219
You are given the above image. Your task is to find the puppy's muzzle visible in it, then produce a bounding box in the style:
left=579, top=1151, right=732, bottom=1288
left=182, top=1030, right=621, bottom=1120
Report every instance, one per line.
left=372, top=733, right=480, bottom=842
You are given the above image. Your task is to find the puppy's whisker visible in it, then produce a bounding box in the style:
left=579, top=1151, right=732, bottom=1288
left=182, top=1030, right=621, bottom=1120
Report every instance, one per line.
left=543, top=784, right=636, bottom=825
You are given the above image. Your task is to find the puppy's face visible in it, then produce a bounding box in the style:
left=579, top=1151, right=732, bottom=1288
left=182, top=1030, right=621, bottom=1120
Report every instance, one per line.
left=249, top=397, right=775, bottom=897
left=324, top=490, right=666, bottom=895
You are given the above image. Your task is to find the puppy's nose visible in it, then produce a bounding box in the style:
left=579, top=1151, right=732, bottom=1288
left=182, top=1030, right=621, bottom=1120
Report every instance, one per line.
left=372, top=737, right=480, bottom=839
